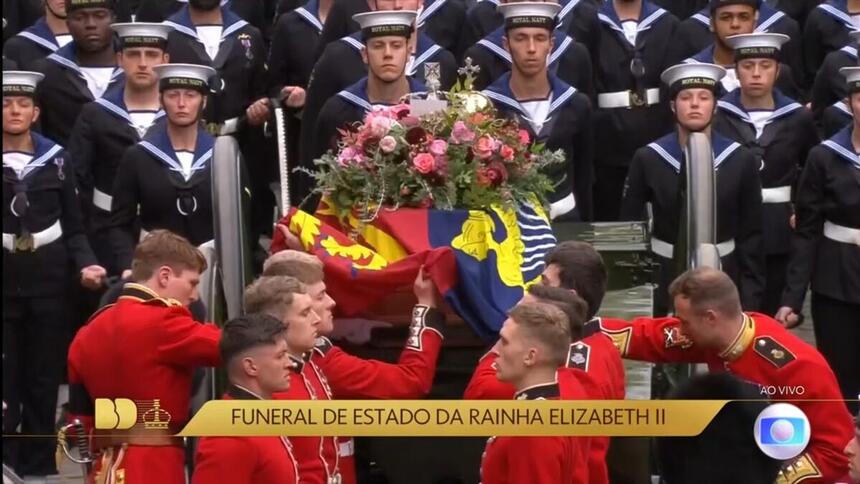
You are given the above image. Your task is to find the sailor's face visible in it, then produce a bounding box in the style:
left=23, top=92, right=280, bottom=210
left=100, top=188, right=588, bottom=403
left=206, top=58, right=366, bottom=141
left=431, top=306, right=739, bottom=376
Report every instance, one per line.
left=66, top=8, right=114, bottom=52
left=119, top=48, right=168, bottom=90
left=374, top=0, right=420, bottom=10
left=504, top=27, right=553, bottom=78
left=736, top=58, right=777, bottom=97
left=674, top=88, right=715, bottom=132
left=161, top=88, right=205, bottom=127
left=363, top=36, right=410, bottom=82
left=46, top=0, right=67, bottom=17
left=710, top=5, right=756, bottom=42
left=2, top=97, right=39, bottom=135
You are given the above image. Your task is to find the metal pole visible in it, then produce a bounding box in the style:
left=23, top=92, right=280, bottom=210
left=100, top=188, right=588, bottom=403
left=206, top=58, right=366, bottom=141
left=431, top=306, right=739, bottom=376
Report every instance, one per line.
left=684, top=132, right=721, bottom=271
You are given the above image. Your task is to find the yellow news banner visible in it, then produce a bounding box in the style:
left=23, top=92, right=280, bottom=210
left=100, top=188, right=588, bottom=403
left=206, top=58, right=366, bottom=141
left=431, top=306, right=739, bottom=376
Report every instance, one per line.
left=97, top=399, right=727, bottom=437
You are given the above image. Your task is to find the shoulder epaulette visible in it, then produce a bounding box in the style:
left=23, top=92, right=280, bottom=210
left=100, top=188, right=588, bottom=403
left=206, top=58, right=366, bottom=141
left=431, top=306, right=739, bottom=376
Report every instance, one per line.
left=566, top=341, right=591, bottom=371
left=312, top=336, right=334, bottom=358
left=85, top=303, right=115, bottom=325
left=776, top=453, right=822, bottom=484
left=600, top=325, right=632, bottom=357
left=752, top=336, right=796, bottom=369
left=141, top=297, right=183, bottom=308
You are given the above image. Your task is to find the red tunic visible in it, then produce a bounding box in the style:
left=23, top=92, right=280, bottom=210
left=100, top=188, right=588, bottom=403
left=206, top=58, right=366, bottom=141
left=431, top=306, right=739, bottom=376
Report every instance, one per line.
left=479, top=378, right=590, bottom=484
left=600, top=312, right=853, bottom=484
left=193, top=389, right=299, bottom=484
left=66, top=283, right=221, bottom=484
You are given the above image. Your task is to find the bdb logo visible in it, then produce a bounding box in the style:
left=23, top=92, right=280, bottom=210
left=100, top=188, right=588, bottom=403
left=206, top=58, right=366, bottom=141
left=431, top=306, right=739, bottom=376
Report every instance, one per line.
left=94, top=398, right=172, bottom=430
left=753, top=402, right=810, bottom=460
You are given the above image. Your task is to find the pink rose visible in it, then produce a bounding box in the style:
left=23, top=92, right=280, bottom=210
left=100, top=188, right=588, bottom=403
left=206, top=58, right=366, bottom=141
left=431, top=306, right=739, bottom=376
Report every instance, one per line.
left=518, top=129, right=530, bottom=145
left=368, top=115, right=393, bottom=138
left=392, top=103, right=411, bottom=119
left=499, top=144, right=515, bottom=161
left=401, top=115, right=421, bottom=128
left=450, top=121, right=476, bottom=144
left=337, top=146, right=359, bottom=167
left=474, top=135, right=496, bottom=159
left=434, top=155, right=449, bottom=177
left=412, top=152, right=436, bottom=174
left=379, top=135, right=397, bottom=153
left=429, top=139, right=448, bottom=156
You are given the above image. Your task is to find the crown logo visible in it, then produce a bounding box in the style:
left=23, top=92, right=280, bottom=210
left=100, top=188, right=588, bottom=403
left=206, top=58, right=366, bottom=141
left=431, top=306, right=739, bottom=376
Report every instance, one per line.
left=141, top=399, right=171, bottom=430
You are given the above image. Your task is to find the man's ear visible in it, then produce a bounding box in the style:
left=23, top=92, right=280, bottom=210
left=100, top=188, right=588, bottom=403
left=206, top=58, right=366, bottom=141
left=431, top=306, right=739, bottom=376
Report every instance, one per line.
left=523, top=347, right=538, bottom=367
left=503, top=36, right=510, bottom=53
left=361, top=46, right=369, bottom=65
left=157, top=265, right=173, bottom=287
left=32, top=105, right=41, bottom=124
left=709, top=18, right=715, bottom=33
left=116, top=51, right=123, bottom=66
left=163, top=52, right=170, bottom=63
left=669, top=100, right=676, bottom=114
left=549, top=34, right=555, bottom=51
left=241, top=356, right=259, bottom=377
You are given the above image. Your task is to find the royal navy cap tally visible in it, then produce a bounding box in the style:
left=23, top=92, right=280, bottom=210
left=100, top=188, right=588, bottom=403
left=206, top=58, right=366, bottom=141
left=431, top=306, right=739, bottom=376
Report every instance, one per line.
left=112, top=23, right=173, bottom=50
left=726, top=33, right=788, bottom=60
left=709, top=0, right=759, bottom=13
left=840, top=66, right=860, bottom=93
left=153, top=63, right=216, bottom=93
left=661, top=63, right=727, bottom=97
left=352, top=10, right=417, bottom=41
left=66, top=0, right=115, bottom=12
left=3, top=71, right=45, bottom=97
left=498, top=2, right=561, bottom=31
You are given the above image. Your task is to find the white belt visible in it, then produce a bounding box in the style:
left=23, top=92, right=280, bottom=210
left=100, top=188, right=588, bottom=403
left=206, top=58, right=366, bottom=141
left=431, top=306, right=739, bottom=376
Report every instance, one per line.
left=2, top=220, right=63, bottom=252
left=823, top=221, right=860, bottom=246
left=549, top=192, right=576, bottom=220
left=651, top=237, right=736, bottom=259
left=338, top=439, right=354, bottom=457
left=761, top=186, right=791, bottom=204
left=93, top=188, right=113, bottom=212
left=597, top=88, right=660, bottom=109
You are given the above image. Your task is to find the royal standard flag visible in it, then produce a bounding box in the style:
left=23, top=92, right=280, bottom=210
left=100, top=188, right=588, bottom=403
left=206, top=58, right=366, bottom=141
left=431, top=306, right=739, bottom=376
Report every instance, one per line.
left=271, top=200, right=557, bottom=340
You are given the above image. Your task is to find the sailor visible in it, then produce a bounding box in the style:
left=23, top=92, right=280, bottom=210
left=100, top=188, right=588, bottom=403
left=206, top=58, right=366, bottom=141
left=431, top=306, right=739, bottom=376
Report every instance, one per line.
left=33, top=0, right=123, bottom=147
left=2, top=0, right=42, bottom=42
left=683, top=0, right=800, bottom=98
left=134, top=0, right=267, bottom=35
left=713, top=33, right=819, bottom=316
left=310, top=9, right=427, bottom=173
left=620, top=62, right=764, bottom=314
left=671, top=0, right=804, bottom=89
left=822, top=98, right=854, bottom=137
left=107, top=63, right=218, bottom=275
left=67, top=22, right=171, bottom=276
left=777, top=66, right=860, bottom=414
left=482, top=1, right=594, bottom=221
left=2, top=70, right=105, bottom=478
left=2, top=0, right=73, bottom=70
left=802, top=0, right=856, bottom=92
left=591, top=0, right=678, bottom=221
left=811, top=30, right=859, bottom=122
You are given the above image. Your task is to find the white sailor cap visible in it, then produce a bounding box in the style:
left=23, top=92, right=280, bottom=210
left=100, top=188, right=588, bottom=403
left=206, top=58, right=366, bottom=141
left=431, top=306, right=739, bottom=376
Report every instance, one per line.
left=725, top=33, right=789, bottom=60
left=498, top=2, right=561, bottom=30
left=153, top=63, right=216, bottom=93
left=112, top=22, right=173, bottom=49
left=3, top=70, right=45, bottom=97
left=840, top=66, right=860, bottom=93
left=352, top=10, right=418, bottom=40
left=661, top=63, right=726, bottom=97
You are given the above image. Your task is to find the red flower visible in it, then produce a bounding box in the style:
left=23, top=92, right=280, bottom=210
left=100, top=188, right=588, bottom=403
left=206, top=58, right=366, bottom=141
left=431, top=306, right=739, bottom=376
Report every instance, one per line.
left=406, top=127, right=429, bottom=145
left=477, top=161, right=508, bottom=187
left=412, top=153, right=436, bottom=174
left=518, top=129, right=531, bottom=145
left=499, top=144, right=515, bottom=161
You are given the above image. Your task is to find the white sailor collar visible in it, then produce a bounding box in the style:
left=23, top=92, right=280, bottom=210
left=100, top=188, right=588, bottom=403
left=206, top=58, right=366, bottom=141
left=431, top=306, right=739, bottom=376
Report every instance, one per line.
left=418, top=0, right=447, bottom=28
left=717, top=89, right=803, bottom=126
left=833, top=100, right=853, bottom=117
left=840, top=44, right=858, bottom=60
left=476, top=27, right=574, bottom=67
left=691, top=4, right=788, bottom=31
left=95, top=85, right=166, bottom=135
left=816, top=0, right=854, bottom=30
left=822, top=126, right=860, bottom=169
left=3, top=132, right=65, bottom=179
left=165, top=4, right=249, bottom=43
left=482, top=71, right=578, bottom=120
left=16, top=17, right=60, bottom=53
left=139, top=122, right=215, bottom=177
left=47, top=42, right=124, bottom=85
left=336, top=76, right=428, bottom=112
left=294, top=0, right=323, bottom=33
left=646, top=131, right=741, bottom=172
left=598, top=0, right=667, bottom=38
left=686, top=43, right=714, bottom=63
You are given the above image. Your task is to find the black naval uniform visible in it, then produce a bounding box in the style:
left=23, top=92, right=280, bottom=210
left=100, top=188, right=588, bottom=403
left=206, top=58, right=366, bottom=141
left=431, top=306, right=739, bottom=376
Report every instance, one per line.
left=802, top=0, right=853, bottom=91
left=34, top=42, right=124, bottom=147
left=462, top=28, right=594, bottom=96
left=483, top=73, right=594, bottom=221
left=135, top=0, right=267, bottom=36
left=670, top=4, right=804, bottom=88
left=811, top=45, right=856, bottom=122
left=713, top=89, right=819, bottom=314
left=592, top=0, right=678, bottom=221
left=2, top=17, right=70, bottom=71
left=312, top=77, right=427, bottom=168
left=67, top=85, right=164, bottom=275
left=298, top=33, right=457, bottom=203
left=314, top=0, right=466, bottom=60
left=3, top=132, right=98, bottom=476
left=822, top=100, right=853, bottom=137
left=107, top=123, right=216, bottom=272
left=460, top=0, right=601, bottom=57
left=621, top=131, right=765, bottom=313
left=1, top=0, right=42, bottom=42
left=685, top=45, right=801, bottom=99
left=782, top=125, right=860, bottom=411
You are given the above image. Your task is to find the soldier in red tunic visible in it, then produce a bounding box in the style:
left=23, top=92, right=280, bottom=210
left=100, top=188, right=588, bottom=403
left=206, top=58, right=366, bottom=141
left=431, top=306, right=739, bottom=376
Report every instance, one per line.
left=66, top=230, right=222, bottom=484
left=193, top=312, right=300, bottom=484
left=480, top=302, right=590, bottom=484
left=599, top=267, right=854, bottom=484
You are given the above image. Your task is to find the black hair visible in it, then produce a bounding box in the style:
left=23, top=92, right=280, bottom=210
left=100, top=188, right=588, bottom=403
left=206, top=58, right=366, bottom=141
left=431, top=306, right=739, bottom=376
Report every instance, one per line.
left=219, top=313, right=288, bottom=366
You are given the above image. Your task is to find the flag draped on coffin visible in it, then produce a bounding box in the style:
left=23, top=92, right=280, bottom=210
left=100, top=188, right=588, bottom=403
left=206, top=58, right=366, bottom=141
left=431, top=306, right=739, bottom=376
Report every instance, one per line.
left=270, top=199, right=558, bottom=340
